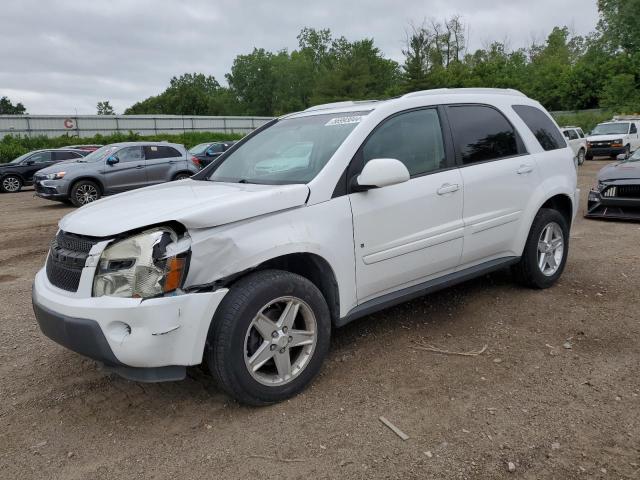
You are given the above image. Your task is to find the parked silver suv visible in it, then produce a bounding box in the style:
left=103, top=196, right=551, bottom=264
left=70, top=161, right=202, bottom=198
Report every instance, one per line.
left=34, top=142, right=199, bottom=206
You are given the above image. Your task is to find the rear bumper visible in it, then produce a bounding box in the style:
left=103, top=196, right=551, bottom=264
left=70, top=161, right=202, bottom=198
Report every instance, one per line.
left=586, top=190, right=640, bottom=220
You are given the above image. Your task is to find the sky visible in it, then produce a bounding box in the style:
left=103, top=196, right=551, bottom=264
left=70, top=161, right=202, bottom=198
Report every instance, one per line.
left=0, top=0, right=600, bottom=115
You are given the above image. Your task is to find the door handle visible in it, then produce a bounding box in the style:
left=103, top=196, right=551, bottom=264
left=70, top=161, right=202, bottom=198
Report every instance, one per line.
left=135, top=165, right=144, bottom=169
left=436, top=183, right=460, bottom=195
left=517, top=164, right=534, bottom=175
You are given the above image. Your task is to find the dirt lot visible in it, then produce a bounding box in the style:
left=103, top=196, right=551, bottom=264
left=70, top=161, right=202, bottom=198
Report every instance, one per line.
left=0, top=160, right=638, bottom=479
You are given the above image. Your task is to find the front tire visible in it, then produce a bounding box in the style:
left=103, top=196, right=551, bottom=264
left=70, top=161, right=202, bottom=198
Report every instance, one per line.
left=173, top=172, right=191, bottom=181
left=512, top=208, right=569, bottom=289
left=206, top=269, right=331, bottom=405
left=1, top=175, right=23, bottom=193
left=70, top=180, right=101, bottom=207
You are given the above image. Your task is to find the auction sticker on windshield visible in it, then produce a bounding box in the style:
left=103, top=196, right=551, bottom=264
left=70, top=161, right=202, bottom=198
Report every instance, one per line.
left=325, top=115, right=363, bottom=126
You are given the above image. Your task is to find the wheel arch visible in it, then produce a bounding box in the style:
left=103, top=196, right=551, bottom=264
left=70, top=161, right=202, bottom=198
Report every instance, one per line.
left=69, top=176, right=105, bottom=195
left=235, top=252, right=341, bottom=325
left=172, top=170, right=193, bottom=180
left=540, top=193, right=573, bottom=227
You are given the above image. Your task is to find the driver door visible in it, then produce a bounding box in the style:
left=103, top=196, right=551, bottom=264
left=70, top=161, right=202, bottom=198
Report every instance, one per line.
left=103, top=146, right=146, bottom=192
left=348, top=108, right=464, bottom=303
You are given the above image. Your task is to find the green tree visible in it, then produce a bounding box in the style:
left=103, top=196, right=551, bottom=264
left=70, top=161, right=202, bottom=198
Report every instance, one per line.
left=600, top=73, right=640, bottom=112
left=597, top=0, right=640, bottom=53
left=96, top=100, right=115, bottom=115
left=0, top=96, right=27, bottom=114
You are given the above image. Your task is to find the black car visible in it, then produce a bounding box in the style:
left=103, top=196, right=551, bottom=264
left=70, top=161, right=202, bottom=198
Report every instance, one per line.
left=0, top=149, right=89, bottom=193
left=189, top=141, right=236, bottom=167
left=586, top=150, right=640, bottom=220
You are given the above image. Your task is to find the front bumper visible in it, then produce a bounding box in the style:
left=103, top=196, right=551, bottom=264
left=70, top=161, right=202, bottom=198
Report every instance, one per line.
left=32, top=268, right=228, bottom=380
left=586, top=189, right=640, bottom=220
left=34, top=179, right=69, bottom=200
left=587, top=146, right=626, bottom=157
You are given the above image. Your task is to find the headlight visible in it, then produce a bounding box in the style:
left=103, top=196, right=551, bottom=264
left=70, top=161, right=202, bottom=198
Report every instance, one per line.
left=44, top=172, right=65, bottom=180
left=93, top=227, right=189, bottom=298
left=613, top=139, right=623, bottom=145
left=591, top=180, right=603, bottom=192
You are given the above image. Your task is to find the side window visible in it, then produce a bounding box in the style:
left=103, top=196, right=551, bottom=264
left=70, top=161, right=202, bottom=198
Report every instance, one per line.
left=512, top=105, right=567, bottom=151
left=207, top=144, right=225, bottom=154
left=27, top=151, right=53, bottom=164
left=631, top=123, right=638, bottom=134
left=568, top=130, right=579, bottom=140
left=577, top=128, right=585, bottom=138
left=116, top=146, right=143, bottom=163
left=447, top=105, right=519, bottom=165
left=362, top=108, right=446, bottom=177
left=53, top=150, right=81, bottom=161
left=144, top=145, right=182, bottom=160
left=562, top=130, right=570, bottom=139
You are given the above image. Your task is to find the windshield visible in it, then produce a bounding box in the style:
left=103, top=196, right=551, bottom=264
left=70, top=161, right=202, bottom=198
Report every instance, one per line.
left=625, top=149, right=640, bottom=162
left=208, top=112, right=368, bottom=184
left=591, top=123, right=630, bottom=135
left=80, top=145, right=119, bottom=162
left=189, top=143, right=211, bottom=155
left=8, top=152, right=32, bottom=164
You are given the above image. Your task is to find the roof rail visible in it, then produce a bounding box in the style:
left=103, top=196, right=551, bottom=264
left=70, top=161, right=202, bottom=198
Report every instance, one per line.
left=304, top=100, right=380, bottom=112
left=401, top=88, right=527, bottom=98
left=612, top=115, right=640, bottom=121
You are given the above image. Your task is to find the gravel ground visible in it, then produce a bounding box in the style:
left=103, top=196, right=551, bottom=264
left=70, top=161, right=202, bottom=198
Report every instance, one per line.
left=0, top=160, right=639, bottom=479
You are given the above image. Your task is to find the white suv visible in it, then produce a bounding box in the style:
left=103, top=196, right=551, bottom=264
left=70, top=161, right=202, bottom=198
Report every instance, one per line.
left=32, top=88, right=579, bottom=405
left=561, top=126, right=587, bottom=165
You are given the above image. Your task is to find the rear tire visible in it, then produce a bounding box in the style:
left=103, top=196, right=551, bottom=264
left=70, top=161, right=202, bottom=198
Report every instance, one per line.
left=512, top=208, right=569, bottom=289
left=585, top=151, right=593, bottom=161
left=70, top=180, right=101, bottom=207
left=173, top=172, right=191, bottom=181
left=1, top=175, right=23, bottom=193
left=577, top=148, right=585, bottom=165
left=206, top=269, right=331, bottom=406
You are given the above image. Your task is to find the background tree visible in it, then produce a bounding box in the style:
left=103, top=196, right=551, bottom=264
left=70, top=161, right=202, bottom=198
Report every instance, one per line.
left=0, top=96, right=27, bottom=114
left=96, top=100, right=115, bottom=115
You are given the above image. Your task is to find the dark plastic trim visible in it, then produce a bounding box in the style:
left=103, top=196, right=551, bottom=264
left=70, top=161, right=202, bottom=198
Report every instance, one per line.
left=336, top=256, right=520, bottom=327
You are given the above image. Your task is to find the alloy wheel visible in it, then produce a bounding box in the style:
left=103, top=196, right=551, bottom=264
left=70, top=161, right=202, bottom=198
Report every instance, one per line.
left=244, top=296, right=317, bottom=386
left=537, top=222, right=564, bottom=276
left=2, top=176, right=21, bottom=192
left=75, top=184, right=98, bottom=205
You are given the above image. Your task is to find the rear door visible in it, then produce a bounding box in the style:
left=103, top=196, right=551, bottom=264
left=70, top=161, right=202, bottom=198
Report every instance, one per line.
left=144, top=145, right=184, bottom=184
left=630, top=123, right=639, bottom=151
left=446, top=104, right=538, bottom=267
left=349, top=107, right=464, bottom=302
left=103, top=146, right=146, bottom=192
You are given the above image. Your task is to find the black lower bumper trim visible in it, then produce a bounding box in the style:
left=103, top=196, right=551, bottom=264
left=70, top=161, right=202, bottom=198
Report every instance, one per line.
left=32, top=292, right=187, bottom=383
left=33, top=295, right=124, bottom=366
left=101, top=364, right=186, bottom=382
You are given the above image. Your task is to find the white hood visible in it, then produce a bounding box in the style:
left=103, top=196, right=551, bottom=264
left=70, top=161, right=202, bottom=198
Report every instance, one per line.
left=587, top=134, right=627, bottom=142
left=59, top=179, right=310, bottom=237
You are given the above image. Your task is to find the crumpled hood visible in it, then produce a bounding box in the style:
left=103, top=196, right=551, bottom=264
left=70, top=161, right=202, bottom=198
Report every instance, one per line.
left=587, top=134, right=628, bottom=142
left=597, top=161, right=640, bottom=181
left=59, top=179, right=309, bottom=237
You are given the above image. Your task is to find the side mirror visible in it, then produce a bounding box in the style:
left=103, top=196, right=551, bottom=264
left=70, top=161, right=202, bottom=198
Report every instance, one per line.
left=106, top=155, right=119, bottom=165
left=617, top=153, right=629, bottom=161
left=352, top=158, right=410, bottom=191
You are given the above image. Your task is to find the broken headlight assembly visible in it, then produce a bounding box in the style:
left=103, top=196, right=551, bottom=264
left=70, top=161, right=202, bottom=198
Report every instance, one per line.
left=93, top=227, right=190, bottom=298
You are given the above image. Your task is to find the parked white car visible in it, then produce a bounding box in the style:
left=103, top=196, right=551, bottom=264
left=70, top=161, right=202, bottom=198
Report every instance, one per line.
left=32, top=88, right=579, bottom=405
left=561, top=126, right=587, bottom=165
left=586, top=119, right=640, bottom=159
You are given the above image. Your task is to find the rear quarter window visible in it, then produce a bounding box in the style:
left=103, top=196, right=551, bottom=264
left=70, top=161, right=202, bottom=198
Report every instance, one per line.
left=512, top=105, right=567, bottom=151
left=144, top=146, right=183, bottom=160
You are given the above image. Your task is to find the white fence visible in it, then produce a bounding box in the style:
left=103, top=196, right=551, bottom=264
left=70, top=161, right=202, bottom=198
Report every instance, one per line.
left=0, top=115, right=273, bottom=138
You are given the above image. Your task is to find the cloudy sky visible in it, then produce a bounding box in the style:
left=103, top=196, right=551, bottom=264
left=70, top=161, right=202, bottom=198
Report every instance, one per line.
left=0, top=0, right=599, bottom=114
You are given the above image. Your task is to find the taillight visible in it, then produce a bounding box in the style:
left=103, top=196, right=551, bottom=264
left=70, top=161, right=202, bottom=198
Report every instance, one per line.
left=191, top=156, right=201, bottom=168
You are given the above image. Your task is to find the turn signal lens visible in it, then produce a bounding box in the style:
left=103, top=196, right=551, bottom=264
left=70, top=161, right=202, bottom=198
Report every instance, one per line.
left=164, top=256, right=186, bottom=293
